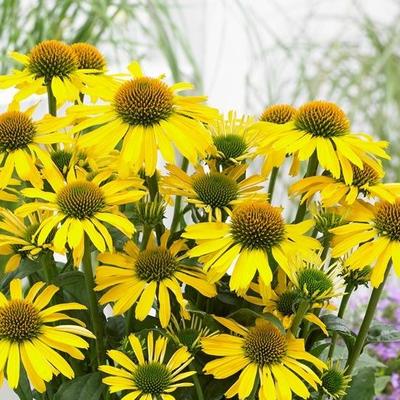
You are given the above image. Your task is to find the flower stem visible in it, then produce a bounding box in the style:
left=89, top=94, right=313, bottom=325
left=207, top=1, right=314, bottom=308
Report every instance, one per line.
left=294, top=151, right=319, bottom=223
left=248, top=373, right=260, bottom=399
left=346, top=265, right=391, bottom=374
left=40, top=250, right=58, bottom=283
left=328, top=282, right=355, bottom=359
left=170, top=157, right=189, bottom=233
left=141, top=225, right=152, bottom=250
left=291, top=299, right=310, bottom=336
left=267, top=166, right=279, bottom=201
left=46, top=83, right=57, bottom=117
left=82, top=235, right=106, bottom=367
left=190, top=364, right=204, bottom=400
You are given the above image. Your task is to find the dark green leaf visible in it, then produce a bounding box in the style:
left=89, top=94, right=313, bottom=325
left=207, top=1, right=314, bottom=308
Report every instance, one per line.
left=367, top=323, right=400, bottom=344
left=54, top=271, right=88, bottom=305
left=54, top=372, right=104, bottom=400
left=345, top=367, right=375, bottom=400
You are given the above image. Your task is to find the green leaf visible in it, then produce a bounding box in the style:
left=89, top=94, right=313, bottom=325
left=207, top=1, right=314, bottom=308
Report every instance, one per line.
left=54, top=372, right=104, bottom=400
left=320, top=314, right=356, bottom=351
left=54, top=271, right=88, bottom=305
left=203, top=375, right=237, bottom=400
left=375, top=375, right=391, bottom=395
left=1, top=258, right=40, bottom=291
left=367, top=323, right=400, bottom=344
left=226, top=308, right=285, bottom=333
left=345, top=367, right=376, bottom=400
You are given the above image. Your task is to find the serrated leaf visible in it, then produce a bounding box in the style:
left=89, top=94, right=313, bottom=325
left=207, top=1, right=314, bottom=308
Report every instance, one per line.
left=54, top=372, right=104, bottom=400
left=367, top=323, right=400, bottom=344
left=345, top=367, right=376, bottom=400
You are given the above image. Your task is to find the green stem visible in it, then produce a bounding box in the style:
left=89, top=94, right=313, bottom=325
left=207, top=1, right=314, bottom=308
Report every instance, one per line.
left=82, top=235, right=106, bottom=368
left=328, top=282, right=355, bottom=359
left=146, top=172, right=159, bottom=201
left=170, top=157, right=189, bottom=233
left=46, top=83, right=57, bottom=116
left=346, top=265, right=391, bottom=374
left=267, top=166, right=279, bottom=201
left=190, top=364, right=204, bottom=400
left=291, top=299, right=309, bottom=336
left=294, top=152, right=319, bottom=223
left=40, top=250, right=57, bottom=283
left=248, top=372, right=260, bottom=399
left=321, top=235, right=331, bottom=261
left=141, top=225, right=152, bottom=250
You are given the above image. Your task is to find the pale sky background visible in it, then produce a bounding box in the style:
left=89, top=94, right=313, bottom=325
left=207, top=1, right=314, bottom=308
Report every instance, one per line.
left=1, top=0, right=397, bottom=398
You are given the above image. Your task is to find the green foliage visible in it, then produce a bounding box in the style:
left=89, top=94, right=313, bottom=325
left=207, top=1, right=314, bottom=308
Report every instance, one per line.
left=54, top=373, right=104, bottom=400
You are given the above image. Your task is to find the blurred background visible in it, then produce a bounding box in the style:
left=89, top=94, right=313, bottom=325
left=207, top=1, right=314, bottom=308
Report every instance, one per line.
left=1, top=0, right=399, bottom=399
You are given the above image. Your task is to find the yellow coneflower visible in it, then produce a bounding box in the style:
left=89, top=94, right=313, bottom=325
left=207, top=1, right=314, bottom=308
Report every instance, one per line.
left=0, top=103, right=70, bottom=189
left=161, top=162, right=267, bottom=221
left=202, top=316, right=326, bottom=400
left=166, top=314, right=218, bottom=353
left=253, top=100, right=389, bottom=182
left=40, top=61, right=218, bottom=177
left=289, top=257, right=345, bottom=303
left=95, top=232, right=216, bottom=327
left=15, top=167, right=146, bottom=266
left=258, top=103, right=298, bottom=176
left=320, top=361, right=351, bottom=399
left=100, top=331, right=195, bottom=400
left=183, top=201, right=320, bottom=293
left=245, top=275, right=328, bottom=335
left=0, top=208, right=52, bottom=273
left=208, top=111, right=258, bottom=165
left=0, top=40, right=113, bottom=105
left=0, top=278, right=94, bottom=392
left=290, top=162, right=400, bottom=206
left=331, top=198, right=400, bottom=287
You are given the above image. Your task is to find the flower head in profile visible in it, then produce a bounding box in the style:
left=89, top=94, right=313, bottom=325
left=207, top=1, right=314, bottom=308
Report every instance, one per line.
left=290, top=161, right=400, bottom=207
left=48, top=61, right=218, bottom=177
left=166, top=314, right=218, bottom=353
left=0, top=103, right=70, bottom=189
left=331, top=198, right=400, bottom=287
left=161, top=162, right=267, bottom=221
left=16, top=167, right=146, bottom=266
left=0, top=40, right=111, bottom=105
left=202, top=316, right=326, bottom=400
left=289, top=257, right=345, bottom=302
left=95, top=231, right=216, bottom=327
left=257, top=103, right=298, bottom=176
left=245, top=274, right=329, bottom=335
left=320, top=361, right=351, bottom=399
left=0, top=279, right=94, bottom=392
left=208, top=111, right=258, bottom=165
left=254, top=100, right=389, bottom=181
left=100, top=331, right=195, bottom=400
left=183, top=201, right=320, bottom=293
left=0, top=208, right=52, bottom=273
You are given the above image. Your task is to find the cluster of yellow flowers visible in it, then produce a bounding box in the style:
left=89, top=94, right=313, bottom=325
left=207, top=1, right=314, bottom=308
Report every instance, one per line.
left=0, top=39, right=398, bottom=400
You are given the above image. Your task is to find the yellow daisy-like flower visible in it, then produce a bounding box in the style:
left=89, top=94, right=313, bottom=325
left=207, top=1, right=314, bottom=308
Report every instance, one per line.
left=258, top=104, right=298, bottom=176
left=95, top=232, right=216, bottom=327
left=253, top=100, right=390, bottom=182
left=100, top=331, right=195, bottom=400
left=183, top=201, right=321, bottom=293
left=202, top=316, right=326, bottom=400
left=161, top=162, right=267, bottom=221
left=290, top=162, right=400, bottom=207
left=331, top=198, right=400, bottom=287
left=244, top=275, right=329, bottom=335
left=0, top=40, right=111, bottom=105
left=208, top=111, right=258, bottom=164
left=0, top=208, right=52, bottom=273
left=288, top=257, right=345, bottom=303
left=15, top=167, right=146, bottom=266
left=0, top=103, right=70, bottom=189
left=0, top=278, right=95, bottom=393
left=48, top=61, right=218, bottom=177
